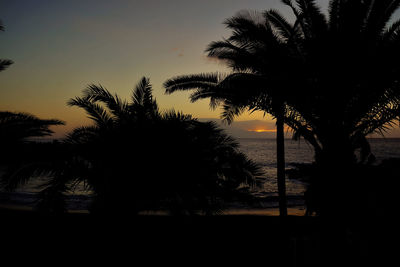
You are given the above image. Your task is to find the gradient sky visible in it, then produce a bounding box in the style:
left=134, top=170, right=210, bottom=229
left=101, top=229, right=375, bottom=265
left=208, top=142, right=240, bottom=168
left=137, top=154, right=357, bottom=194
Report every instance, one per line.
left=1, top=0, right=399, bottom=138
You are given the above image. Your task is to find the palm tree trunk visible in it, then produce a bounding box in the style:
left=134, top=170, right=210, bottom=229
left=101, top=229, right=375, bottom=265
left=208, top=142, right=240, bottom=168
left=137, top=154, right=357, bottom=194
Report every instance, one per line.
left=276, top=112, right=287, bottom=216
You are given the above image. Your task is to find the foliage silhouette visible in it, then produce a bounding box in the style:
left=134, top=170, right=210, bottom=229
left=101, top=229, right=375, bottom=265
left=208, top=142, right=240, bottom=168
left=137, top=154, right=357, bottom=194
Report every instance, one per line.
left=0, top=112, right=66, bottom=212
left=276, top=0, right=400, bottom=216
left=0, top=20, right=13, bottom=72
left=0, top=111, right=64, bottom=169
left=165, top=0, right=400, bottom=216
left=1, top=77, right=262, bottom=215
left=164, top=10, right=291, bottom=216
left=0, top=21, right=65, bottom=212
left=0, top=111, right=64, bottom=145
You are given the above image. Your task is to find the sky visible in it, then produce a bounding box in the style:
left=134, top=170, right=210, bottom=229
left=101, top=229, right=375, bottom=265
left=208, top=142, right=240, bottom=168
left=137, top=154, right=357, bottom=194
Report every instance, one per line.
left=0, top=0, right=399, bottom=138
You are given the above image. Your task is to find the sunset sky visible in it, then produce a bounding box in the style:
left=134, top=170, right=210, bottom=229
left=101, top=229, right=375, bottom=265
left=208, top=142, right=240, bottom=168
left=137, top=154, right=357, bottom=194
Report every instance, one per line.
left=1, top=0, right=399, bottom=138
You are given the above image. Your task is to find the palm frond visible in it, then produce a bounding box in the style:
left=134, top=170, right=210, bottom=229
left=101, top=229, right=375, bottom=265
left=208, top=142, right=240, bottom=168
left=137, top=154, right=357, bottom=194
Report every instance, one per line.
left=164, top=73, right=225, bottom=94
left=382, top=18, right=400, bottom=42
left=67, top=97, right=114, bottom=128
left=265, top=9, right=295, bottom=41
left=65, top=126, right=99, bottom=144
left=385, top=0, right=400, bottom=27
left=131, top=77, right=159, bottom=114
left=0, top=59, right=13, bottom=72
left=1, top=161, right=56, bottom=191
left=363, top=0, right=400, bottom=38
left=82, top=84, right=129, bottom=118
left=188, top=91, right=227, bottom=112
left=295, top=0, right=328, bottom=39
left=0, top=111, right=64, bottom=142
left=0, top=22, right=13, bottom=72
left=224, top=11, right=273, bottom=46
left=161, top=109, right=193, bottom=122
left=206, top=40, right=260, bottom=71
left=132, top=77, right=151, bottom=105
left=0, top=111, right=64, bottom=126
left=282, top=0, right=300, bottom=15
left=220, top=101, right=247, bottom=124
left=355, top=100, right=400, bottom=136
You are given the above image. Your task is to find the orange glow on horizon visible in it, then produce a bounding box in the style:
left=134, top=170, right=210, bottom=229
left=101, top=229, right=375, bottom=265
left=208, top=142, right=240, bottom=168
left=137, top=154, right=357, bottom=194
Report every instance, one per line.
left=247, top=129, right=277, bottom=133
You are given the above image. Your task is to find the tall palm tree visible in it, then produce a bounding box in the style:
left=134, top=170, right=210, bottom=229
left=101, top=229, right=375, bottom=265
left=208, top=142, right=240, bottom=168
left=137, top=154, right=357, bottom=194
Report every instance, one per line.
left=165, top=0, right=400, bottom=215
left=280, top=0, right=400, bottom=215
left=0, top=20, right=13, bottom=72
left=164, top=10, right=295, bottom=216
left=272, top=0, right=400, bottom=166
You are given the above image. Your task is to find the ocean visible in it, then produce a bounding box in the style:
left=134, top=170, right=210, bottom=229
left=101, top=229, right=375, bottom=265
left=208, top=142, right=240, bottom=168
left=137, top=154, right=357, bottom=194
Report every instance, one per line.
left=1, top=138, right=400, bottom=211
left=236, top=138, right=400, bottom=208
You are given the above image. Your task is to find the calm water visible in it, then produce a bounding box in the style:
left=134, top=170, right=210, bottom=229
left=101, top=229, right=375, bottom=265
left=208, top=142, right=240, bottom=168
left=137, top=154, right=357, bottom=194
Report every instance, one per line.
left=238, top=138, right=313, bottom=198
left=2, top=138, right=400, bottom=210
left=237, top=138, right=400, bottom=203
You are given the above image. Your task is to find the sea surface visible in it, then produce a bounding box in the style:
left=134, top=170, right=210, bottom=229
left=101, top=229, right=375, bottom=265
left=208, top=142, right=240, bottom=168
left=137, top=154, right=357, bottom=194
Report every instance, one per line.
left=236, top=138, right=400, bottom=208
left=1, top=138, right=400, bottom=211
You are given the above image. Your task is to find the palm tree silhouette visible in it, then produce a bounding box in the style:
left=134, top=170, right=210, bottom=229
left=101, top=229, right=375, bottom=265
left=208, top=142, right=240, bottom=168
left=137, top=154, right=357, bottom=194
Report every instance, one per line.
left=0, top=112, right=65, bottom=212
left=2, top=77, right=261, bottom=215
left=280, top=0, right=400, bottom=215
left=164, top=10, right=297, bottom=216
left=0, top=21, right=66, bottom=211
left=0, top=20, right=13, bottom=72
left=165, top=0, right=400, bottom=215
left=0, top=111, right=64, bottom=173
left=0, top=111, right=64, bottom=145
left=67, top=77, right=262, bottom=215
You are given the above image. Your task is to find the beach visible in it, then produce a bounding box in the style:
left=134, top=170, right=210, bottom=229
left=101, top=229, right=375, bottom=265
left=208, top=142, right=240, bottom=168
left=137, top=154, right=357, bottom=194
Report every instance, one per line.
left=0, top=201, right=307, bottom=216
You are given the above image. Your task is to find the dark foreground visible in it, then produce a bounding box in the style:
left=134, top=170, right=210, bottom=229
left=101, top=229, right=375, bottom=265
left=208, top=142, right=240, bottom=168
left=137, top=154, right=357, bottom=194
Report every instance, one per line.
left=0, top=208, right=393, bottom=266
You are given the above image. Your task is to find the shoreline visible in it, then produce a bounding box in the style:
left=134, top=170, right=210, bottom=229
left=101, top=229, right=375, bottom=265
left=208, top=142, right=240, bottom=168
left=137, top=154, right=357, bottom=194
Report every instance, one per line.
left=0, top=203, right=307, bottom=216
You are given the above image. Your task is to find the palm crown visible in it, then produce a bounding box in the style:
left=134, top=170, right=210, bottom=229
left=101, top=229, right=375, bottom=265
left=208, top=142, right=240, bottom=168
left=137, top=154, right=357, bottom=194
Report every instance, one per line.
left=164, top=0, right=400, bottom=165
left=67, top=77, right=261, bottom=215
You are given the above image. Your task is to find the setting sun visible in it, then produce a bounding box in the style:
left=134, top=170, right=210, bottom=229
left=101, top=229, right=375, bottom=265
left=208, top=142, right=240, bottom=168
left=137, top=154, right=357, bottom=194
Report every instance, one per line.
left=248, top=129, right=277, bottom=133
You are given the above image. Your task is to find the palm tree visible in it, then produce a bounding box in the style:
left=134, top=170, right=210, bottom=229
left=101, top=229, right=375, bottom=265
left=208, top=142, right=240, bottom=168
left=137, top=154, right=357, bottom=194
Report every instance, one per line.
left=0, top=21, right=65, bottom=211
left=281, top=0, right=400, bottom=215
left=2, top=77, right=262, bottom=215
left=165, top=0, right=400, bottom=215
left=0, top=20, right=13, bottom=72
left=0, top=111, right=64, bottom=144
left=164, top=10, right=296, bottom=216
left=0, top=112, right=66, bottom=212
left=0, top=111, right=64, bottom=168
left=67, top=77, right=261, bottom=215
